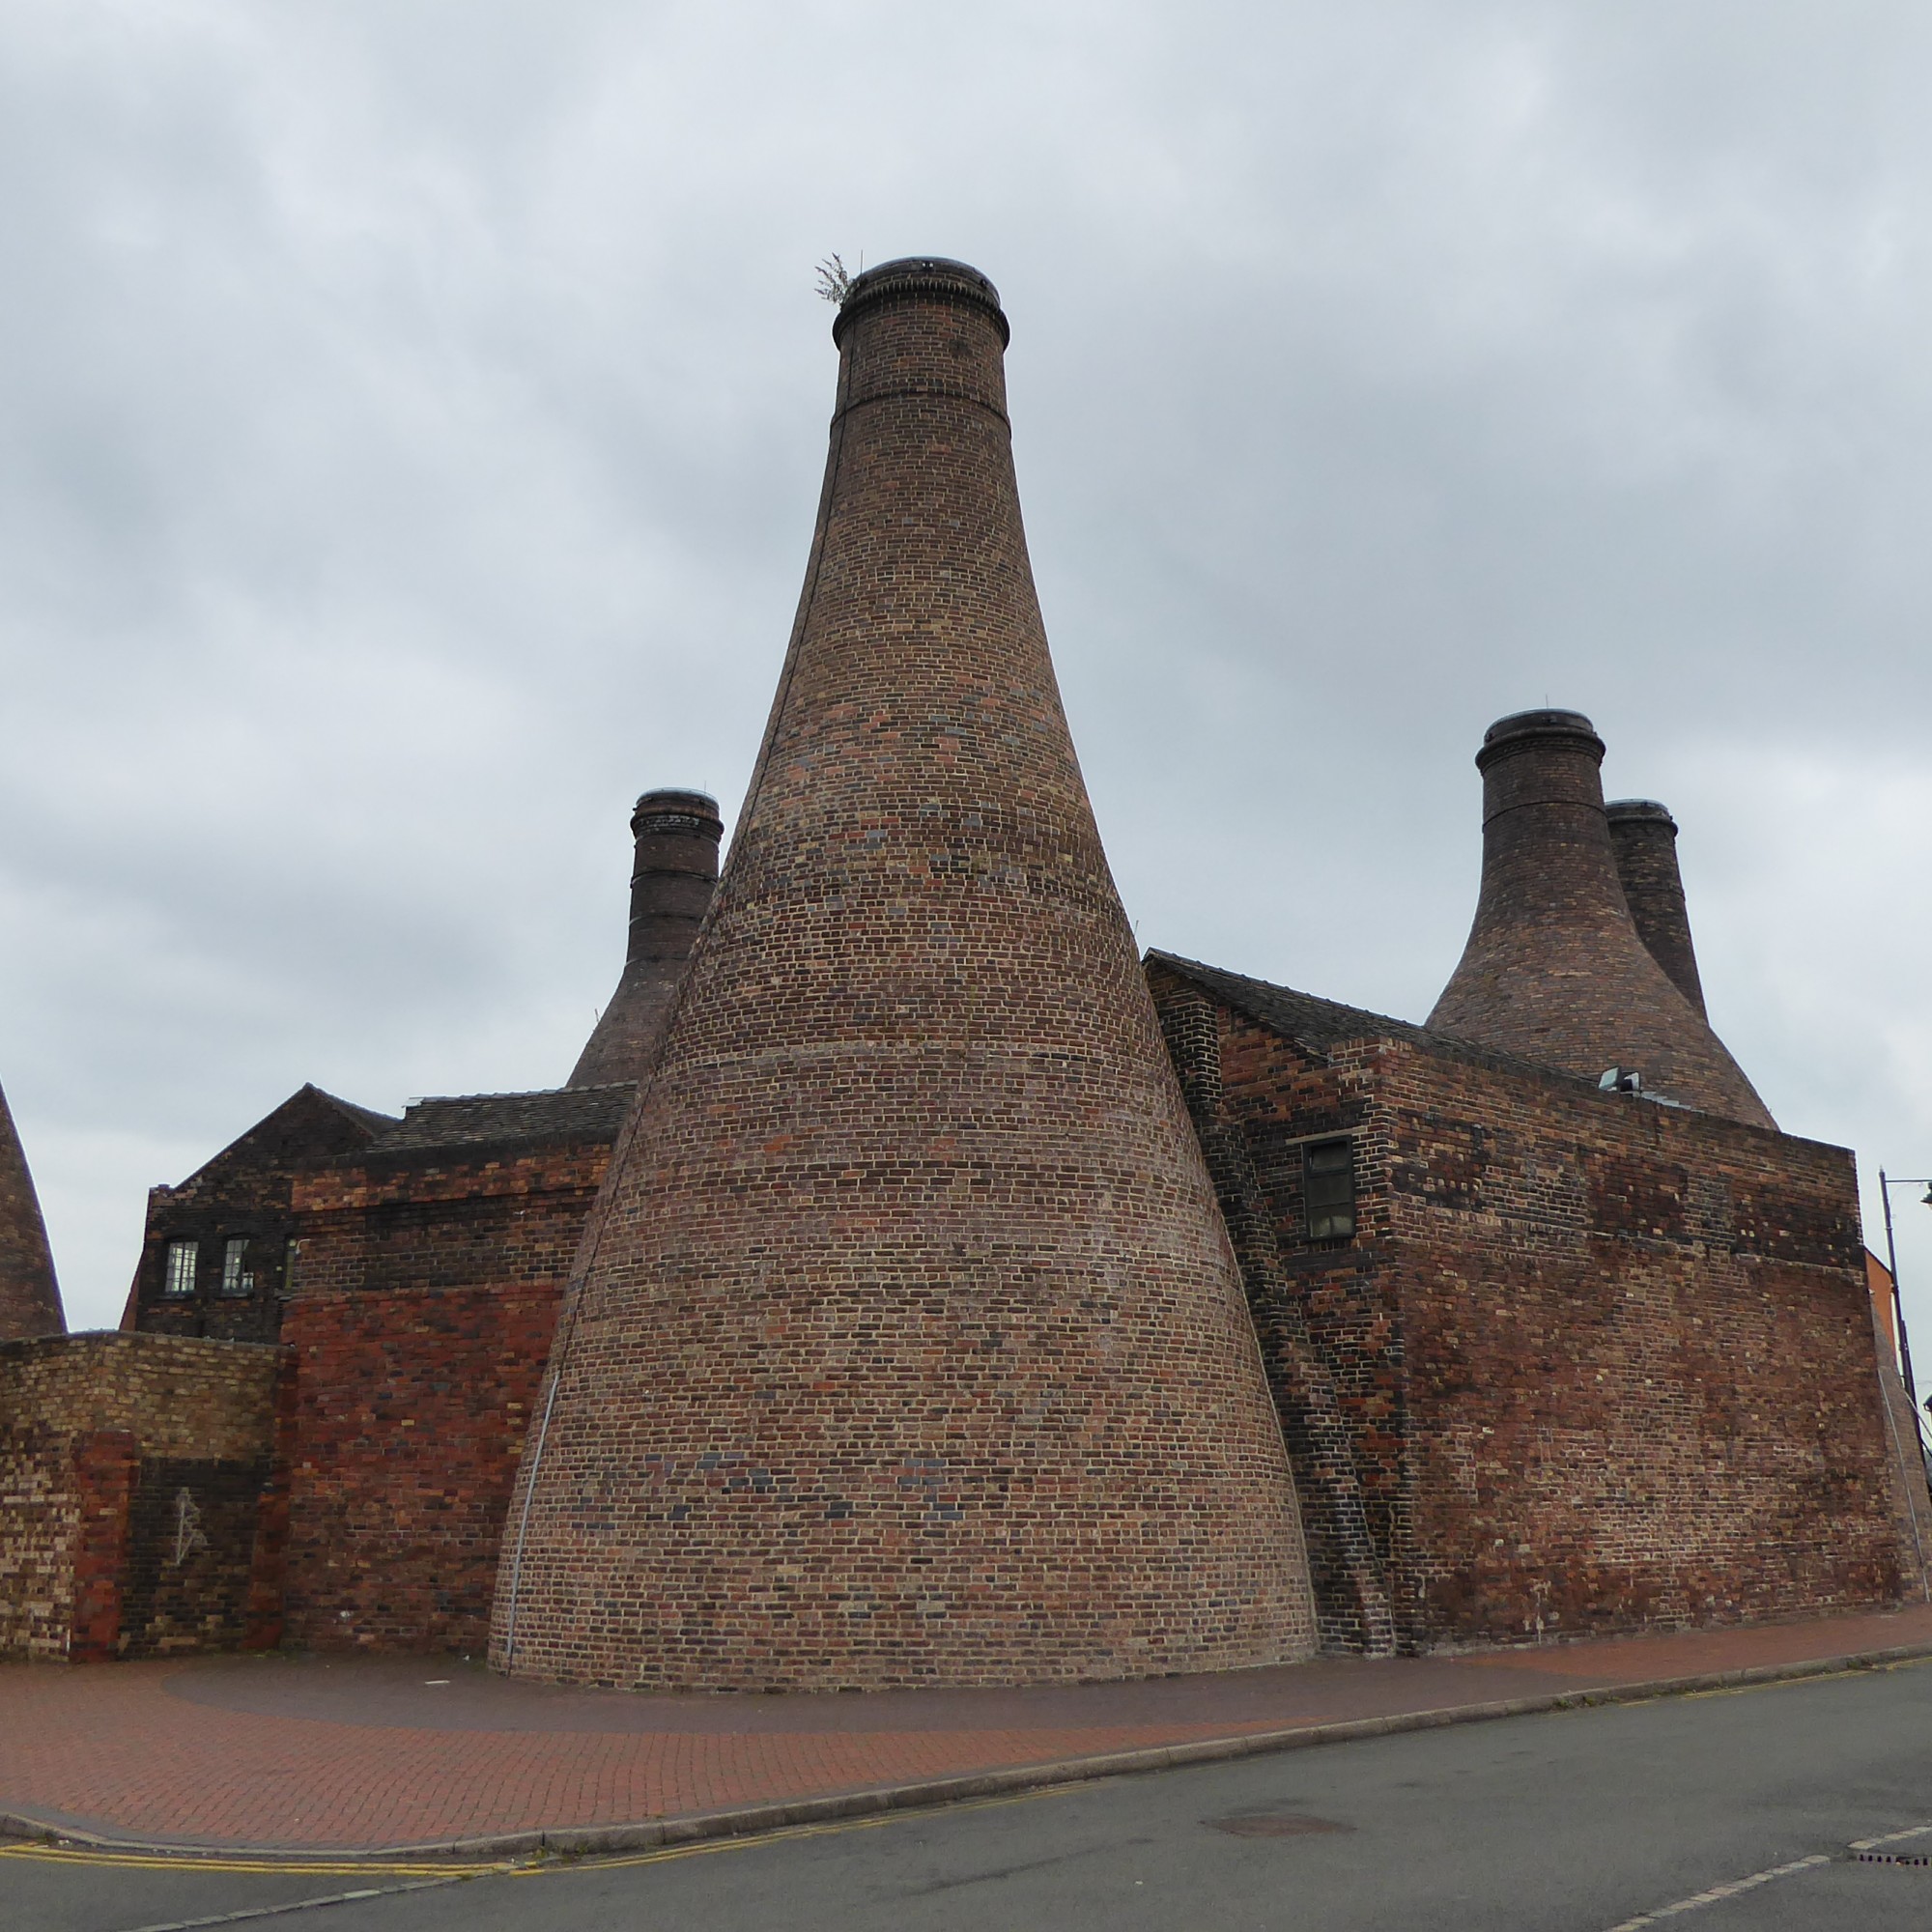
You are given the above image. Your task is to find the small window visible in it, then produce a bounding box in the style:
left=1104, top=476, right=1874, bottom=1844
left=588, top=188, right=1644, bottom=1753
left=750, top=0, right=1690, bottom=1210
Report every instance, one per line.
left=163, top=1239, right=199, bottom=1297
left=283, top=1236, right=300, bottom=1293
left=219, top=1236, right=251, bottom=1297
left=1304, top=1137, right=1356, bottom=1240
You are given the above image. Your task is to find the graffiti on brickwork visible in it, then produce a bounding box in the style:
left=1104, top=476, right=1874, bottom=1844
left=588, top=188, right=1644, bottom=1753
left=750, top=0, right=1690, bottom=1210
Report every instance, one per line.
left=172, top=1488, right=209, bottom=1567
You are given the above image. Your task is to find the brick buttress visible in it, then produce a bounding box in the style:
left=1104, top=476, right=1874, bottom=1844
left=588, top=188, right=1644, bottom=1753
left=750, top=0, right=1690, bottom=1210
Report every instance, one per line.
left=1428, top=711, right=1773, bottom=1128
left=491, top=257, right=1319, bottom=1691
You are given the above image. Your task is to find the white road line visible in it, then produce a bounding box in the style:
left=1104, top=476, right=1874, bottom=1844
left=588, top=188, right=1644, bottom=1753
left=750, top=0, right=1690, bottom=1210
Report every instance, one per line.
left=1601, top=1852, right=1832, bottom=1929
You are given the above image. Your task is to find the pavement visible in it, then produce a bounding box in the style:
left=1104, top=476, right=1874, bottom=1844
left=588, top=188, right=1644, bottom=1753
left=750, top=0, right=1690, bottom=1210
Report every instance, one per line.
left=4, top=1605, right=1932, bottom=1860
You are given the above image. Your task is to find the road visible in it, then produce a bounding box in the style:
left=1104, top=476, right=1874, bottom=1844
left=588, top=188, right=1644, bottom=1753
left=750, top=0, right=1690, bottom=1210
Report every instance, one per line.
left=9, top=1658, right=1932, bottom=1931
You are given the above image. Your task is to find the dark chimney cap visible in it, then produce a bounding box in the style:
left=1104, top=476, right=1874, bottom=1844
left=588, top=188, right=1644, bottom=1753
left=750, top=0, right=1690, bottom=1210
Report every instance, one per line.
left=1475, top=707, right=1605, bottom=773
left=1605, top=798, right=1678, bottom=831
left=632, top=789, right=723, bottom=838
left=833, top=257, right=1010, bottom=348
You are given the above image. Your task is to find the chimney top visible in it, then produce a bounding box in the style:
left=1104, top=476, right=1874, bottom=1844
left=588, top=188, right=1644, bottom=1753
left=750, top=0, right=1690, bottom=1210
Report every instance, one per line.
left=834, top=256, right=1010, bottom=347
left=631, top=789, right=722, bottom=838
left=1605, top=797, right=1678, bottom=831
left=1476, top=708, right=1605, bottom=772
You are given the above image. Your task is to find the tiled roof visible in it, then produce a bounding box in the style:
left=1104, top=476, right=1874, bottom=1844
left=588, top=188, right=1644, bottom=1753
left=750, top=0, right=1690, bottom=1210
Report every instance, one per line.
left=1148, top=951, right=1577, bottom=1088
left=368, top=1085, right=637, bottom=1153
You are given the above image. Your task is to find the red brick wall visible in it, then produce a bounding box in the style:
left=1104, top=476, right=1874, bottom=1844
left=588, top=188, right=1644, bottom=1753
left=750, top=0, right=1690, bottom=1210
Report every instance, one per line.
left=280, top=1283, right=561, bottom=1652
left=278, top=1139, right=606, bottom=1651
left=1188, top=989, right=1922, bottom=1652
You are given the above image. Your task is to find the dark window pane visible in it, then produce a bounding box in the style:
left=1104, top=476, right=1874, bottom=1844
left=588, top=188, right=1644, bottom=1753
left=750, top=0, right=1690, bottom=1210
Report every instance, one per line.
left=1304, top=1137, right=1355, bottom=1240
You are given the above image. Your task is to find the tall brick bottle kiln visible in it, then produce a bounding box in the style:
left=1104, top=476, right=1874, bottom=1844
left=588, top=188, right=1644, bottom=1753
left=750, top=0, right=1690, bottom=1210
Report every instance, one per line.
left=492, top=258, right=1318, bottom=1690
left=0, top=1080, right=63, bottom=1341
left=1430, top=709, right=1773, bottom=1127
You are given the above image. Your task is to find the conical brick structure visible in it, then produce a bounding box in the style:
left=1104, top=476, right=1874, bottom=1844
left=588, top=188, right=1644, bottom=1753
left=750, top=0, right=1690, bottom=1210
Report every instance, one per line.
left=1606, top=798, right=1707, bottom=1019
left=567, top=789, right=722, bottom=1088
left=0, top=1079, right=64, bottom=1340
left=1428, top=710, right=1773, bottom=1127
left=493, top=257, right=1317, bottom=1691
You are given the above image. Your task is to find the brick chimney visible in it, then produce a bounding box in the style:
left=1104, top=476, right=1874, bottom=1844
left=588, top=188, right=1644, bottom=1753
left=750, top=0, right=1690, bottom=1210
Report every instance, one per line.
left=1427, top=710, right=1773, bottom=1128
left=493, top=257, right=1318, bottom=1691
left=0, top=1079, right=64, bottom=1340
left=1605, top=798, right=1707, bottom=1019
left=566, top=788, right=722, bottom=1089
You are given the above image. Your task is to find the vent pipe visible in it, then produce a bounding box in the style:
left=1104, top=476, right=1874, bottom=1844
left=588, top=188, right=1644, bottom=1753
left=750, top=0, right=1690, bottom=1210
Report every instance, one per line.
left=493, top=258, right=1317, bottom=1691
left=1427, top=710, right=1773, bottom=1128
left=567, top=789, right=722, bottom=1090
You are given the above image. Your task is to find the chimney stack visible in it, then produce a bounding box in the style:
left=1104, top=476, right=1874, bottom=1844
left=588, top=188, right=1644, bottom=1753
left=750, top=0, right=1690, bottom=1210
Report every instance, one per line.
left=567, top=788, right=722, bottom=1089
left=0, top=1080, right=64, bottom=1340
left=1605, top=799, right=1707, bottom=1019
left=494, top=258, right=1317, bottom=1691
left=1427, top=710, right=1773, bottom=1128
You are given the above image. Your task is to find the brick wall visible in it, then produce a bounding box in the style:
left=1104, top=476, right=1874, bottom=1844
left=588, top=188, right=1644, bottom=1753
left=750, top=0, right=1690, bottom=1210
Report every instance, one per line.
left=0, top=1333, right=283, bottom=1659
left=1154, top=957, right=1924, bottom=1653
left=278, top=1132, right=613, bottom=1651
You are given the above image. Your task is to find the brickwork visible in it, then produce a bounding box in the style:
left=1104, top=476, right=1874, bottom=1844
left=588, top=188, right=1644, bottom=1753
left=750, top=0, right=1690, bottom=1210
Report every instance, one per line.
left=1606, top=799, right=1708, bottom=1018
left=0, top=1078, right=63, bottom=1341
left=1428, top=711, right=1773, bottom=1127
left=278, top=1088, right=630, bottom=1651
left=568, top=790, right=722, bottom=1089
left=1153, top=952, right=1925, bottom=1652
left=493, top=258, right=1318, bottom=1692
left=0, top=1332, right=283, bottom=1660
left=128, top=1085, right=394, bottom=1343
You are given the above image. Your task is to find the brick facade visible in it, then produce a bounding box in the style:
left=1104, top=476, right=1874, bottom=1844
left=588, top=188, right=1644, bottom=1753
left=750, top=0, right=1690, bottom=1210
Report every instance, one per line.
left=493, top=258, right=1319, bottom=1692
left=0, top=1078, right=63, bottom=1342
left=1151, top=952, right=1927, bottom=1652
left=279, top=1087, right=632, bottom=1651
left=1429, top=711, right=1772, bottom=1127
left=0, top=1332, right=283, bottom=1660
left=128, top=1085, right=395, bottom=1344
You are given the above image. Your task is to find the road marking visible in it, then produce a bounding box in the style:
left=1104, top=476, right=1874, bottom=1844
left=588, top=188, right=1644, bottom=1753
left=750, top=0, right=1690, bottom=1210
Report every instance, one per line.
left=1601, top=1853, right=1832, bottom=1928
left=0, top=1846, right=523, bottom=1877
left=1849, top=1820, right=1932, bottom=1852
left=110, top=1875, right=474, bottom=1931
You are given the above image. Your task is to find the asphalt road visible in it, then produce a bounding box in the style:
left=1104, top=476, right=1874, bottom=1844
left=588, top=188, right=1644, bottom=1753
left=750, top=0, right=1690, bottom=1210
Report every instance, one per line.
left=10, top=1658, right=1932, bottom=1932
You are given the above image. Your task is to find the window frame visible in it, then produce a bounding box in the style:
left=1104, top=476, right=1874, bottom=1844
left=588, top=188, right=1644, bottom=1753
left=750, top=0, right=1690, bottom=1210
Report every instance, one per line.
left=162, top=1239, right=199, bottom=1298
left=1303, top=1135, right=1357, bottom=1242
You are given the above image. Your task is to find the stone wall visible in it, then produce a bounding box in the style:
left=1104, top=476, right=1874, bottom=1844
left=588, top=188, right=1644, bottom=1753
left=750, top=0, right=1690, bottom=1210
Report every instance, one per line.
left=0, top=1332, right=283, bottom=1659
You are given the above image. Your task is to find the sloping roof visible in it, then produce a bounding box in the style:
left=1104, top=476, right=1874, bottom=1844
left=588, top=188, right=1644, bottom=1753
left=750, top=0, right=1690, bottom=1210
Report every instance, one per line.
left=1147, top=951, right=1575, bottom=1089
left=168, top=1084, right=402, bottom=1193
left=368, top=1084, right=637, bottom=1154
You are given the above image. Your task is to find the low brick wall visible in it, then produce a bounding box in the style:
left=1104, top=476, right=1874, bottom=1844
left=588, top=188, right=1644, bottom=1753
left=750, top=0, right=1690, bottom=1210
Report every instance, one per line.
left=0, top=1332, right=283, bottom=1660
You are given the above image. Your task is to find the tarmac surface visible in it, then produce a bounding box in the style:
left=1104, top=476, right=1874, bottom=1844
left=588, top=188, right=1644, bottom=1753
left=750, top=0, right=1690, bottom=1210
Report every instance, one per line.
left=9, top=1651, right=1932, bottom=1929
left=2, top=1604, right=1931, bottom=1855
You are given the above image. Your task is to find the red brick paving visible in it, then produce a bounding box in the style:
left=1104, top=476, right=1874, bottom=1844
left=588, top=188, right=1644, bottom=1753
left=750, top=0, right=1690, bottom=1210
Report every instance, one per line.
left=3, top=1606, right=1930, bottom=1852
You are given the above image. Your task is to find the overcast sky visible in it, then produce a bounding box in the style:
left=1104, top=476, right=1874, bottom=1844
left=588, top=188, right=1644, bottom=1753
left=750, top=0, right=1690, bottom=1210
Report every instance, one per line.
left=3, top=0, right=1929, bottom=1346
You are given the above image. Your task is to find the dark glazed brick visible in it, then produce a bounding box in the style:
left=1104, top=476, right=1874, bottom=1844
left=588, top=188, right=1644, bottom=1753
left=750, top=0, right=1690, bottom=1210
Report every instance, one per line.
left=491, top=259, right=1318, bottom=1692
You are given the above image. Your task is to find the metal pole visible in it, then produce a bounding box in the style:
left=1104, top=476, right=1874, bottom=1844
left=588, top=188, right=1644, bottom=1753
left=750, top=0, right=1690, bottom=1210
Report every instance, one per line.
left=1880, top=1170, right=1932, bottom=1505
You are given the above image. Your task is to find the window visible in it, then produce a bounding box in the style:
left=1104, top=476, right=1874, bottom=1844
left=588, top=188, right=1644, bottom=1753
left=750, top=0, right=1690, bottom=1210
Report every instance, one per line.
left=219, top=1236, right=252, bottom=1297
left=283, top=1237, right=300, bottom=1293
left=1304, top=1137, right=1356, bottom=1241
left=163, top=1240, right=198, bottom=1297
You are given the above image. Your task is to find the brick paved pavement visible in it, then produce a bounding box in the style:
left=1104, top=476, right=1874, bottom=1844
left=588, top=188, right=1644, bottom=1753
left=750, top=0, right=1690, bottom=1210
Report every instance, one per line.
left=4, top=1605, right=1930, bottom=1854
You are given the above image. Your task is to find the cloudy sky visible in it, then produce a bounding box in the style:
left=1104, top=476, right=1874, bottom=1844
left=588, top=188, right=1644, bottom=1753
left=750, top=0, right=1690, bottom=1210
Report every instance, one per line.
left=4, top=0, right=1930, bottom=1345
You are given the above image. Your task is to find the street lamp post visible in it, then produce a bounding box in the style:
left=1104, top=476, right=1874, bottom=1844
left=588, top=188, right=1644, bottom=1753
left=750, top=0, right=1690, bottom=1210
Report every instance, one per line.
left=1878, top=1170, right=1932, bottom=1482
